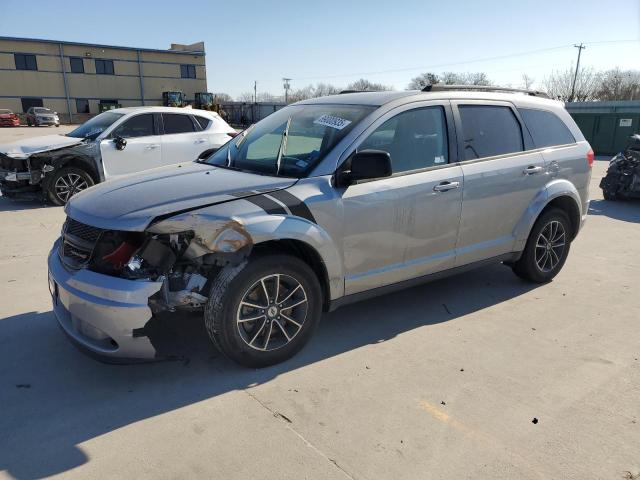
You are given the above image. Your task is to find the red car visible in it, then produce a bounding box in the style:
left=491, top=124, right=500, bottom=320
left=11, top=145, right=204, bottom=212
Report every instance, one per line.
left=0, top=109, right=20, bottom=127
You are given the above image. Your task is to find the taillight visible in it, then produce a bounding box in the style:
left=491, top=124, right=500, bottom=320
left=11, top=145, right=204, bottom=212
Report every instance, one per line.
left=587, top=149, right=594, bottom=168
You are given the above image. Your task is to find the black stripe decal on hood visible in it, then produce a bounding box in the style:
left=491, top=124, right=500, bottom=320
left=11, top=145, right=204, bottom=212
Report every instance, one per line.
left=267, top=190, right=316, bottom=223
left=243, top=194, right=287, bottom=215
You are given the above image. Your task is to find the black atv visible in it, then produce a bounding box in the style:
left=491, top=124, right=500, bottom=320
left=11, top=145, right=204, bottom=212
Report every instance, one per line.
left=600, top=134, right=640, bottom=200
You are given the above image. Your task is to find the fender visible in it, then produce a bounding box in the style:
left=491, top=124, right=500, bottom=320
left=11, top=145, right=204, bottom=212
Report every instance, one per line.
left=512, top=178, right=583, bottom=252
left=149, top=201, right=345, bottom=301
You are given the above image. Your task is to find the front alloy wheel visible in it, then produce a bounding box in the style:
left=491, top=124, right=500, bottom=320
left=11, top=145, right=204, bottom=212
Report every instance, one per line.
left=205, top=254, right=322, bottom=367
left=47, top=167, right=94, bottom=205
left=237, top=274, right=308, bottom=352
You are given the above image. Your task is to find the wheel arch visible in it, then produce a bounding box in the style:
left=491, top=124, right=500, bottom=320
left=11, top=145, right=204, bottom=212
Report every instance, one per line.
left=55, top=155, right=100, bottom=184
left=252, top=239, right=332, bottom=312
left=514, top=180, right=584, bottom=250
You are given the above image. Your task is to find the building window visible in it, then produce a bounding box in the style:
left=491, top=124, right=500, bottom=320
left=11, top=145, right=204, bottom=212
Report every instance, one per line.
left=21, top=98, right=43, bottom=112
left=15, top=54, right=38, bottom=71
left=70, top=57, right=85, bottom=73
left=99, top=100, right=119, bottom=112
left=180, top=64, right=196, bottom=79
left=76, top=99, right=90, bottom=114
left=95, top=59, right=115, bottom=75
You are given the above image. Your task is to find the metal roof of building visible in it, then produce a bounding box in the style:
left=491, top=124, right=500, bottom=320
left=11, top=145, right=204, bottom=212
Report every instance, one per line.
left=0, top=36, right=205, bottom=55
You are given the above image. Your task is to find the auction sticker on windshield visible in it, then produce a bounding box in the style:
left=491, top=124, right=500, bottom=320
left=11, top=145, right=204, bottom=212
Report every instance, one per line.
left=314, top=114, right=352, bottom=130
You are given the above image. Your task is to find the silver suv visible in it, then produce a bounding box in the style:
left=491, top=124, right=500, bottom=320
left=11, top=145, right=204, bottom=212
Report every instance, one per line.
left=48, top=86, right=592, bottom=367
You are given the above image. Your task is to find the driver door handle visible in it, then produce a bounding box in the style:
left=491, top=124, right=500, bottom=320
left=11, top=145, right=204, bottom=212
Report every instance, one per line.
left=194, top=138, right=207, bottom=144
left=523, top=165, right=544, bottom=175
left=433, top=181, right=460, bottom=192
left=145, top=144, right=160, bottom=150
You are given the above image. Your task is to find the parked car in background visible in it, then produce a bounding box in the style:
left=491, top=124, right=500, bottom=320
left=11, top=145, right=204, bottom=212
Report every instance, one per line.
left=0, top=106, right=237, bottom=204
left=47, top=86, right=592, bottom=367
left=0, top=109, right=20, bottom=127
left=26, top=107, right=60, bottom=127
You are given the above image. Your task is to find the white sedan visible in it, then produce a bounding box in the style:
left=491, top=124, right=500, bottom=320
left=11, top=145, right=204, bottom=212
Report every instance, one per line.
left=0, top=106, right=237, bottom=205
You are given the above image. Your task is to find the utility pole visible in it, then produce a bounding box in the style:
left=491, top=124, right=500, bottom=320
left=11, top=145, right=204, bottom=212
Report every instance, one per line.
left=569, top=43, right=586, bottom=102
left=253, top=81, right=257, bottom=103
left=283, top=78, right=291, bottom=103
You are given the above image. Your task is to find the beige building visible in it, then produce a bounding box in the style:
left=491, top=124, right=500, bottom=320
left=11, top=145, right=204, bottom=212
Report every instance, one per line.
left=0, top=36, right=207, bottom=123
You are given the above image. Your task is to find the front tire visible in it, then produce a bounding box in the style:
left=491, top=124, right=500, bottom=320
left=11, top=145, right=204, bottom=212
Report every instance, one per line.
left=512, top=208, right=572, bottom=283
left=46, top=166, right=94, bottom=205
left=204, top=254, right=322, bottom=368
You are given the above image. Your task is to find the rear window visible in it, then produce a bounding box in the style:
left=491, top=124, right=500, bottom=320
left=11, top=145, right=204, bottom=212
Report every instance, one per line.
left=520, top=108, right=575, bottom=148
left=163, top=114, right=195, bottom=134
left=194, top=116, right=211, bottom=130
left=459, top=105, right=523, bottom=160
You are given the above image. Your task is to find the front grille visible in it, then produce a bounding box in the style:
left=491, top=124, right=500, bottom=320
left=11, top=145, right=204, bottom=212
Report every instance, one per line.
left=60, top=217, right=104, bottom=269
left=66, top=218, right=103, bottom=243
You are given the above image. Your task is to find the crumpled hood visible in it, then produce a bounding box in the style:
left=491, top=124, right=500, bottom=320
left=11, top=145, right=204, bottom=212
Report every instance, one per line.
left=66, top=161, right=297, bottom=231
left=0, top=135, right=84, bottom=159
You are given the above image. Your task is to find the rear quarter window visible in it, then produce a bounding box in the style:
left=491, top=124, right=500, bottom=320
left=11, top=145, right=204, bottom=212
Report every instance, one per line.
left=520, top=108, right=575, bottom=148
left=194, top=116, right=212, bottom=130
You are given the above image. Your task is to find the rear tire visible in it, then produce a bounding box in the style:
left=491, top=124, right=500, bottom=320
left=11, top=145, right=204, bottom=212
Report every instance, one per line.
left=512, top=208, right=572, bottom=283
left=204, top=254, right=322, bottom=368
left=46, top=166, right=94, bottom=205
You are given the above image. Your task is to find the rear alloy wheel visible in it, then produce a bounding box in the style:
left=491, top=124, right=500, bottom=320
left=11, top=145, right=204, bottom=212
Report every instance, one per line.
left=47, top=167, right=94, bottom=205
left=512, top=208, right=572, bottom=283
left=205, top=254, right=322, bottom=367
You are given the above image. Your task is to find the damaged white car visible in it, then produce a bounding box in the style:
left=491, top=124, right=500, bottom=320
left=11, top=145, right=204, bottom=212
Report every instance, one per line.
left=0, top=106, right=236, bottom=204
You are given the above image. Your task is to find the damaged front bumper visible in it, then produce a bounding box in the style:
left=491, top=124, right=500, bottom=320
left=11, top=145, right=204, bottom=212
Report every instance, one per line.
left=48, top=239, right=163, bottom=361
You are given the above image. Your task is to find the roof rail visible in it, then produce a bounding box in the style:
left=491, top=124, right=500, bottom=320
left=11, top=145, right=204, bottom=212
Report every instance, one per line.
left=339, top=90, right=368, bottom=94
left=421, top=84, right=550, bottom=98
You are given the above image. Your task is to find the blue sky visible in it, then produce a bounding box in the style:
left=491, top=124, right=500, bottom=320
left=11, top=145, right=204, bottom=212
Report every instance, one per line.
left=1, top=0, right=639, bottom=99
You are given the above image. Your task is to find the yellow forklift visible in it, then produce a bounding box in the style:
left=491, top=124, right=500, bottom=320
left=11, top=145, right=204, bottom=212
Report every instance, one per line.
left=162, top=91, right=186, bottom=108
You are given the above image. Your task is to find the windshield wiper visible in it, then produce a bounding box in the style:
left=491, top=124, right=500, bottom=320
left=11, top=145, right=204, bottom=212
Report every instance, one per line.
left=275, top=116, right=292, bottom=176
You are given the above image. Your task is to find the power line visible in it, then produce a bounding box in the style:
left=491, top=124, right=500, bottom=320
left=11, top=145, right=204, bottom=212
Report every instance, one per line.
left=290, top=39, right=639, bottom=82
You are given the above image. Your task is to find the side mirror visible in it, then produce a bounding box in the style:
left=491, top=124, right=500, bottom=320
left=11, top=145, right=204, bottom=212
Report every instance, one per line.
left=113, top=135, right=127, bottom=150
left=197, top=147, right=217, bottom=160
left=337, top=150, right=392, bottom=186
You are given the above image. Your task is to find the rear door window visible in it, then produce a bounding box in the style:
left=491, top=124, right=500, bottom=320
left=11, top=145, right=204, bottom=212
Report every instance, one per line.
left=163, top=114, right=196, bottom=134
left=519, top=108, right=575, bottom=148
left=458, top=105, right=523, bottom=160
left=113, top=114, right=155, bottom=138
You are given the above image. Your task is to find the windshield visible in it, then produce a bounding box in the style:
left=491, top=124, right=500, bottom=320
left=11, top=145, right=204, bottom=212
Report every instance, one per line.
left=205, top=104, right=374, bottom=177
left=34, top=108, right=51, bottom=113
left=66, top=112, right=125, bottom=139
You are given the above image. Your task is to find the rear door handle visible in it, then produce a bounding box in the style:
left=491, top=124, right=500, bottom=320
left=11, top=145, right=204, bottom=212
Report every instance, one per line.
left=433, top=181, right=460, bottom=192
left=194, top=138, right=207, bottom=144
left=145, top=144, right=160, bottom=150
left=523, top=165, right=544, bottom=175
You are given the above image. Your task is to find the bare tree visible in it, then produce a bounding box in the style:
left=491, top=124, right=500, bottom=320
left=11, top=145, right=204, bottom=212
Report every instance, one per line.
left=544, top=64, right=601, bottom=101
left=237, top=92, right=255, bottom=102
left=521, top=74, right=535, bottom=90
left=313, top=82, right=341, bottom=97
left=595, top=68, right=640, bottom=100
left=212, top=93, right=232, bottom=102
left=346, top=78, right=392, bottom=91
left=407, top=72, right=440, bottom=90
left=288, top=85, right=316, bottom=102
left=439, top=72, right=492, bottom=85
